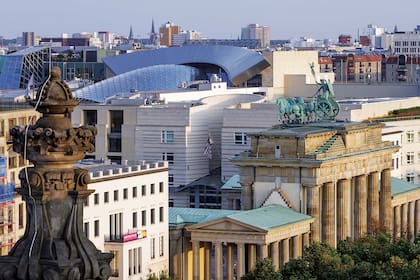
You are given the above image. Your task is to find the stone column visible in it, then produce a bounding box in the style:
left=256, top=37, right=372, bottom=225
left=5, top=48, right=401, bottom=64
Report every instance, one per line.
left=367, top=171, right=380, bottom=233
left=292, top=235, right=302, bottom=258
left=226, top=243, right=234, bottom=280
left=259, top=244, right=268, bottom=259
left=248, top=244, right=257, bottom=271
left=204, top=242, right=211, bottom=280
left=241, top=173, right=254, bottom=210
left=401, top=203, right=408, bottom=239
left=408, top=202, right=415, bottom=242
left=337, top=178, right=350, bottom=241
left=192, top=240, right=200, bottom=280
left=237, top=243, right=246, bottom=278
left=394, top=206, right=401, bottom=240
left=270, top=241, right=280, bottom=271
left=281, top=238, right=290, bottom=267
left=354, top=174, right=367, bottom=240
left=416, top=200, right=420, bottom=236
left=214, top=242, right=223, bottom=280
left=322, top=182, right=335, bottom=246
left=380, top=169, right=392, bottom=233
left=307, top=185, right=321, bottom=242
left=302, top=232, right=310, bottom=250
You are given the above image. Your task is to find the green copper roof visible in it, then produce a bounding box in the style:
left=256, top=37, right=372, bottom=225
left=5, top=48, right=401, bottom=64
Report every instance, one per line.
left=170, top=205, right=313, bottom=231
left=169, top=207, right=240, bottom=226
left=221, top=174, right=242, bottom=190
left=228, top=204, right=312, bottom=231
left=391, top=177, right=420, bottom=196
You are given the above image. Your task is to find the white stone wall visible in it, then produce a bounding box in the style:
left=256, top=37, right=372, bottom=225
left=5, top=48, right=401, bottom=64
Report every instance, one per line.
left=82, top=162, right=168, bottom=280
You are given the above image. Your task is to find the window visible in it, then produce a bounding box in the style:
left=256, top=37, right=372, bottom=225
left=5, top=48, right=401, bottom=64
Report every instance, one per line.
left=129, top=247, right=142, bottom=275
left=84, top=196, right=89, bottom=207
left=162, top=152, right=174, bottom=164
left=168, top=174, right=174, bottom=187
left=161, top=130, right=174, bottom=143
left=407, top=131, right=414, bottom=143
left=133, top=186, right=137, bottom=198
left=84, top=222, right=89, bottom=238
left=132, top=212, right=138, bottom=228
left=94, top=220, right=100, bottom=237
left=83, top=110, right=97, bottom=126
left=150, top=208, right=155, bottom=224
left=159, top=182, right=164, bottom=193
left=114, top=190, right=118, bottom=201
left=407, top=173, right=415, bottom=183
left=104, top=192, right=109, bottom=203
left=159, top=206, right=164, bottom=222
left=94, top=193, right=99, bottom=205
left=109, top=110, right=123, bottom=133
left=150, top=184, right=155, bottom=195
left=407, top=152, right=414, bottom=164
left=141, top=185, right=146, bottom=196
left=159, top=235, right=164, bottom=257
left=123, top=188, right=128, bottom=199
left=141, top=210, right=146, bottom=226
left=109, top=213, right=123, bottom=240
left=151, top=238, right=156, bottom=259
left=234, top=132, right=247, bottom=145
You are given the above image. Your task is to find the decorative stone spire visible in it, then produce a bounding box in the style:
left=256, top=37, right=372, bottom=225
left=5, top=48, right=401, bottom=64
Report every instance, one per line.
left=0, top=67, right=113, bottom=280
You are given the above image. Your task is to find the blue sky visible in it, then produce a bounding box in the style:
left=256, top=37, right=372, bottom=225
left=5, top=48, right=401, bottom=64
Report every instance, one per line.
left=1, top=0, right=420, bottom=40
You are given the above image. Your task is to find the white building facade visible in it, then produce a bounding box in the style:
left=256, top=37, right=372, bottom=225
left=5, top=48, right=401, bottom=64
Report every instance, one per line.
left=82, top=161, right=169, bottom=279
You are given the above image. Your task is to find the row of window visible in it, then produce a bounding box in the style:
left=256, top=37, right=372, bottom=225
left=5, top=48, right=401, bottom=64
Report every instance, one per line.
left=406, top=131, right=420, bottom=143
left=89, top=183, right=165, bottom=206
left=395, top=41, right=419, bottom=47
left=132, top=207, right=165, bottom=228
left=84, top=207, right=164, bottom=239
left=161, top=130, right=249, bottom=145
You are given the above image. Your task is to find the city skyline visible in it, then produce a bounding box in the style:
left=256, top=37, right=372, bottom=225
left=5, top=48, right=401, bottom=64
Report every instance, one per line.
left=1, top=0, right=420, bottom=40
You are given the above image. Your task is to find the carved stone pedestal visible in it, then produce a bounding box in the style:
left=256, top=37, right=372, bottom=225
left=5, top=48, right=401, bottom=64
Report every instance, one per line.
left=0, top=68, right=113, bottom=280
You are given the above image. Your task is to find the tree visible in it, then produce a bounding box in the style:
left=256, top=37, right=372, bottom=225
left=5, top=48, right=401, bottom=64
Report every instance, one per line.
left=280, top=234, right=420, bottom=280
left=241, top=258, right=282, bottom=280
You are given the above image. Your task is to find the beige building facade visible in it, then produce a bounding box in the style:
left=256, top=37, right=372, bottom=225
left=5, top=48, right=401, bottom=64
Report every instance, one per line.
left=232, top=121, right=399, bottom=245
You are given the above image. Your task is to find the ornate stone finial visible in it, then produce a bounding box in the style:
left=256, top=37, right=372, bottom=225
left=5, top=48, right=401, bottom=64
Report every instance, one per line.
left=1, top=67, right=113, bottom=279
left=30, top=66, right=79, bottom=114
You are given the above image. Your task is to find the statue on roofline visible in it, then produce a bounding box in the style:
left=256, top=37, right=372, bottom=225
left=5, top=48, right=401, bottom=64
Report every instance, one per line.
left=276, top=62, right=340, bottom=124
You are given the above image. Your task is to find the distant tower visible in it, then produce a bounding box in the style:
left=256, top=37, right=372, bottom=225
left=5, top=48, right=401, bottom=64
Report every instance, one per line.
left=159, top=21, right=181, bottom=47
left=150, top=19, right=158, bottom=46
left=22, top=32, right=35, bottom=47
left=241, top=24, right=270, bottom=48
left=128, top=25, right=134, bottom=42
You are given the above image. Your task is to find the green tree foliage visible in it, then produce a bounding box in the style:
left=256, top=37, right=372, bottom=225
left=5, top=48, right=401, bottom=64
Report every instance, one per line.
left=241, top=258, right=282, bottom=280
left=280, top=234, right=420, bottom=280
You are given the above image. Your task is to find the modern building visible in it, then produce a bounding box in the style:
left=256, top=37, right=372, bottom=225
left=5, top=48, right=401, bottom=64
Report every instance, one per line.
left=71, top=84, right=267, bottom=191
left=159, top=22, right=182, bottom=47
left=81, top=160, right=169, bottom=280
left=0, top=46, right=50, bottom=90
left=22, top=32, right=35, bottom=47
left=172, top=30, right=202, bottom=47
left=241, top=24, right=270, bottom=48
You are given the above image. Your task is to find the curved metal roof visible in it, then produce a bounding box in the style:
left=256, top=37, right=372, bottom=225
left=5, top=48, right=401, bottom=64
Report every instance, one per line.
left=73, top=64, right=200, bottom=103
left=103, top=45, right=270, bottom=86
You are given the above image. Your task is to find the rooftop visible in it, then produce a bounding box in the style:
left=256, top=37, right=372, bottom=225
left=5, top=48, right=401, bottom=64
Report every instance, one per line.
left=169, top=204, right=313, bottom=231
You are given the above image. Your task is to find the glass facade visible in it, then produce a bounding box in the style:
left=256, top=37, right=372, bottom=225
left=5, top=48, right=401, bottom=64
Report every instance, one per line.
left=0, top=46, right=50, bottom=90
left=73, top=64, right=200, bottom=103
